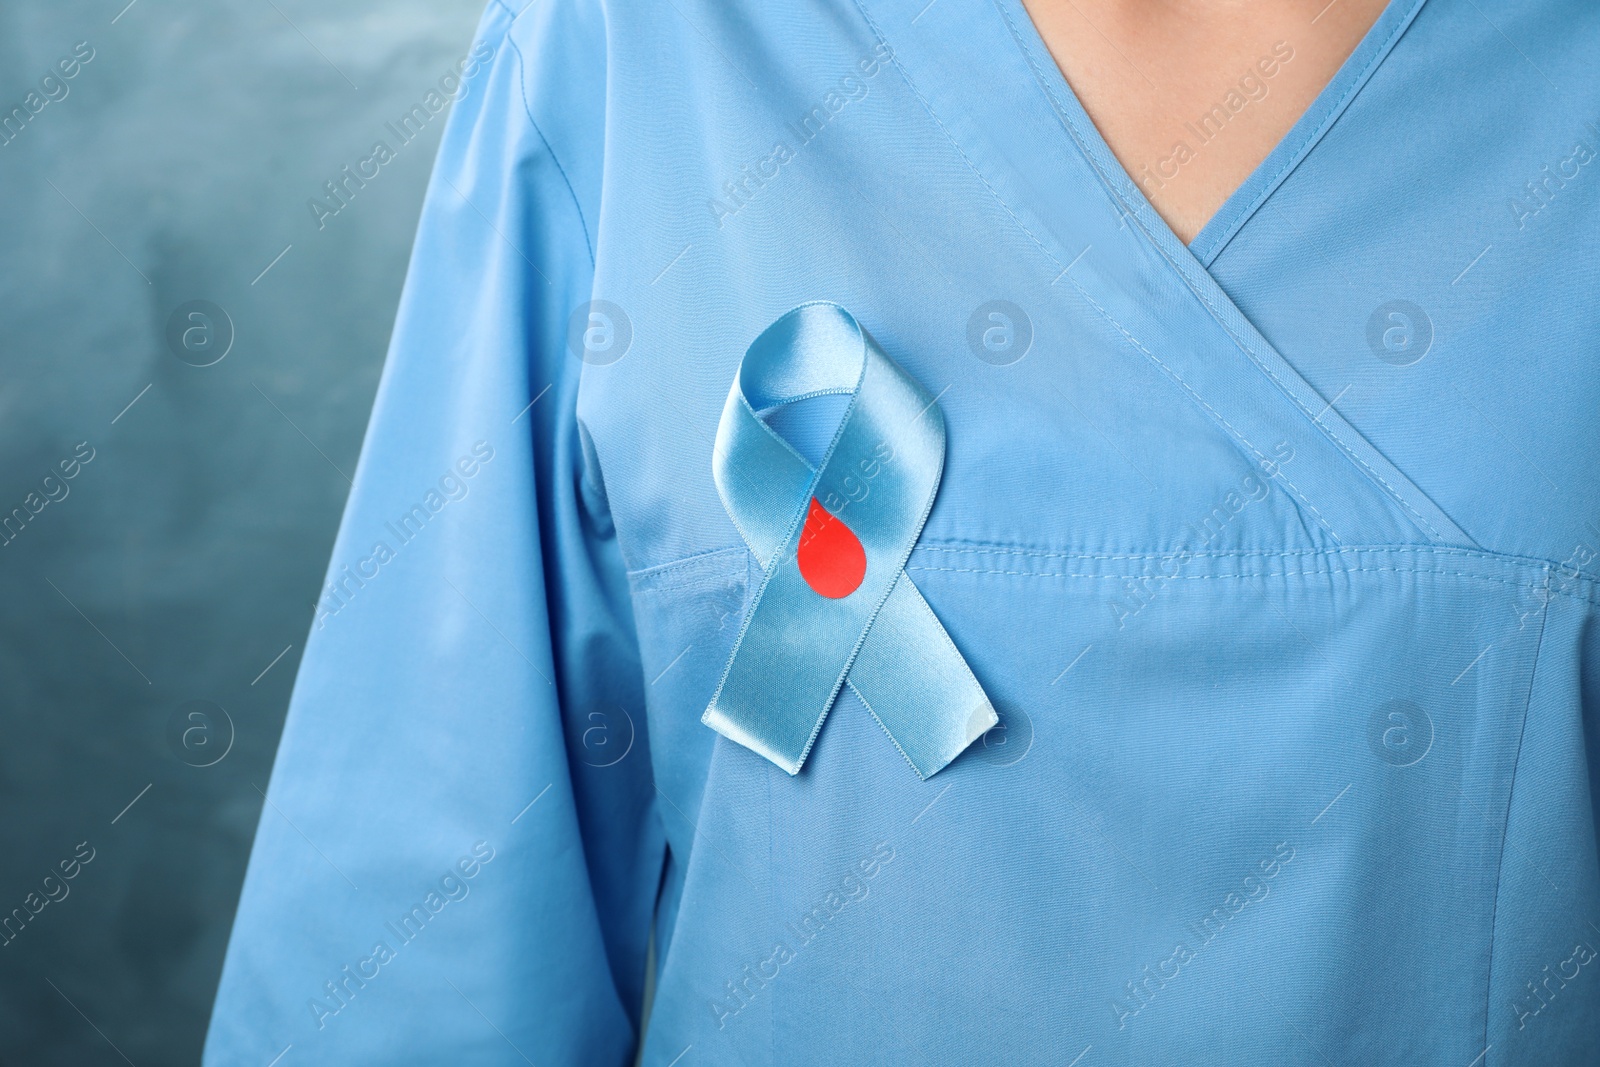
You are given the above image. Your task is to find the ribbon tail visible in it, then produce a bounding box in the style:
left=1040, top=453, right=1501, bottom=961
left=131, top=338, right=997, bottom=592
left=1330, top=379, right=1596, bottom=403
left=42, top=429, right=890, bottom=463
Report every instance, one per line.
left=702, top=681, right=830, bottom=776
left=847, top=573, right=997, bottom=778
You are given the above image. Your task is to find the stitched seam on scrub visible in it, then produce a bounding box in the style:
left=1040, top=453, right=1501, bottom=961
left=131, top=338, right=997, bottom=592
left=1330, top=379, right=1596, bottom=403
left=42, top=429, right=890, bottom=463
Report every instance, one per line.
left=628, top=545, right=747, bottom=583
left=628, top=543, right=1600, bottom=603
left=500, top=3, right=598, bottom=270
left=864, top=0, right=1343, bottom=546
left=765, top=742, right=777, bottom=1067
left=851, top=0, right=1066, bottom=276
left=917, top=540, right=1597, bottom=582
left=990, top=0, right=1453, bottom=544
left=1194, top=0, right=1427, bottom=265
left=1062, top=275, right=1342, bottom=543
left=987, top=0, right=1135, bottom=253
left=1159, top=258, right=1449, bottom=543
left=629, top=545, right=1600, bottom=605
left=919, top=542, right=1509, bottom=563
left=909, top=545, right=1600, bottom=600
left=632, top=574, right=748, bottom=605
left=903, top=562, right=1581, bottom=600
left=1481, top=566, right=1553, bottom=1064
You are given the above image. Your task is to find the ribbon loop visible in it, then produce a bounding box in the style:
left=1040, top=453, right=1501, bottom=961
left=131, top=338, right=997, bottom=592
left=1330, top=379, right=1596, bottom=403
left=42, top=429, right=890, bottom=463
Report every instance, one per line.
left=703, top=303, right=997, bottom=778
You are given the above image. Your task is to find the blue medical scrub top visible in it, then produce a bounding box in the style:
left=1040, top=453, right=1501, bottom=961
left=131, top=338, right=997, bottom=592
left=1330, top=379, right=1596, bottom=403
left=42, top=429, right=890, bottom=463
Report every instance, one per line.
left=205, top=0, right=1600, bottom=1063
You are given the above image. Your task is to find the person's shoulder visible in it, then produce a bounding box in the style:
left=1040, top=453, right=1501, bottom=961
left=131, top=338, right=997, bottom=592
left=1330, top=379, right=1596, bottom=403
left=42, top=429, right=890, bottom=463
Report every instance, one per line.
left=486, top=0, right=609, bottom=47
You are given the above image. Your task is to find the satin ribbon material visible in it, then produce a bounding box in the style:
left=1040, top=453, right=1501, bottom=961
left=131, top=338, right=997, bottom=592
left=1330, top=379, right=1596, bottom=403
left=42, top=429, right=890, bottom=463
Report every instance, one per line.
left=704, top=303, right=998, bottom=777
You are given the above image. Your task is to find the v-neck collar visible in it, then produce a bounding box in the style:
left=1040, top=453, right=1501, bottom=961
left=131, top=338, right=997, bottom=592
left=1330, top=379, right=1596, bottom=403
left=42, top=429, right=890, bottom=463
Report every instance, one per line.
left=991, top=0, right=1432, bottom=267
left=850, top=0, right=1473, bottom=548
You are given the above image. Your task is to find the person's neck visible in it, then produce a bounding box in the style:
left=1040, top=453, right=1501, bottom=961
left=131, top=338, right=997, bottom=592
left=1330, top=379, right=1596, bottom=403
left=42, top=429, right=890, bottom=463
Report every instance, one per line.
left=1018, top=0, right=1393, bottom=243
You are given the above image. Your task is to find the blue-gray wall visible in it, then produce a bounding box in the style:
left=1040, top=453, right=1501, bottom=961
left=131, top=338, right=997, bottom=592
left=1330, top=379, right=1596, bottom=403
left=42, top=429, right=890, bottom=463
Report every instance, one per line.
left=0, top=2, right=483, bottom=1062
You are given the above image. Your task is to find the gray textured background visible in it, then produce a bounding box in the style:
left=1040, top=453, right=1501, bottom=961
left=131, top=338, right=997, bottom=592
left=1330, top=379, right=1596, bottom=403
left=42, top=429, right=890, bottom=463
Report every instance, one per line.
left=0, top=1, right=483, bottom=1062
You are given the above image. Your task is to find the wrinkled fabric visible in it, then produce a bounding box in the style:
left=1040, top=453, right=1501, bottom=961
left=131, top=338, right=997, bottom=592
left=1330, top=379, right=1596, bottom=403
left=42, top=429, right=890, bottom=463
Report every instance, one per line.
left=206, top=0, right=1600, bottom=1064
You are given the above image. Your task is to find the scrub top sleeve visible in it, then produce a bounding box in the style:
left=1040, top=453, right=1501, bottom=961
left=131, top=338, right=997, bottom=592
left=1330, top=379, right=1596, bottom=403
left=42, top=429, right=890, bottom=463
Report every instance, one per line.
left=205, top=3, right=662, bottom=1065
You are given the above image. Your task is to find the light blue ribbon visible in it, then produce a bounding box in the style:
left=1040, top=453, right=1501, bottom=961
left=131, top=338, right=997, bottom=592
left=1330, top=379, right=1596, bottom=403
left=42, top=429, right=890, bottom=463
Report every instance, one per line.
left=703, top=303, right=998, bottom=778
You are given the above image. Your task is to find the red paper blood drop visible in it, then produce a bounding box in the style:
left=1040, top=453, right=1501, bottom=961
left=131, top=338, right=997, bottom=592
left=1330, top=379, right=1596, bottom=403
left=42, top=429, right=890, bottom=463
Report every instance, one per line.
left=797, top=497, right=866, bottom=598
